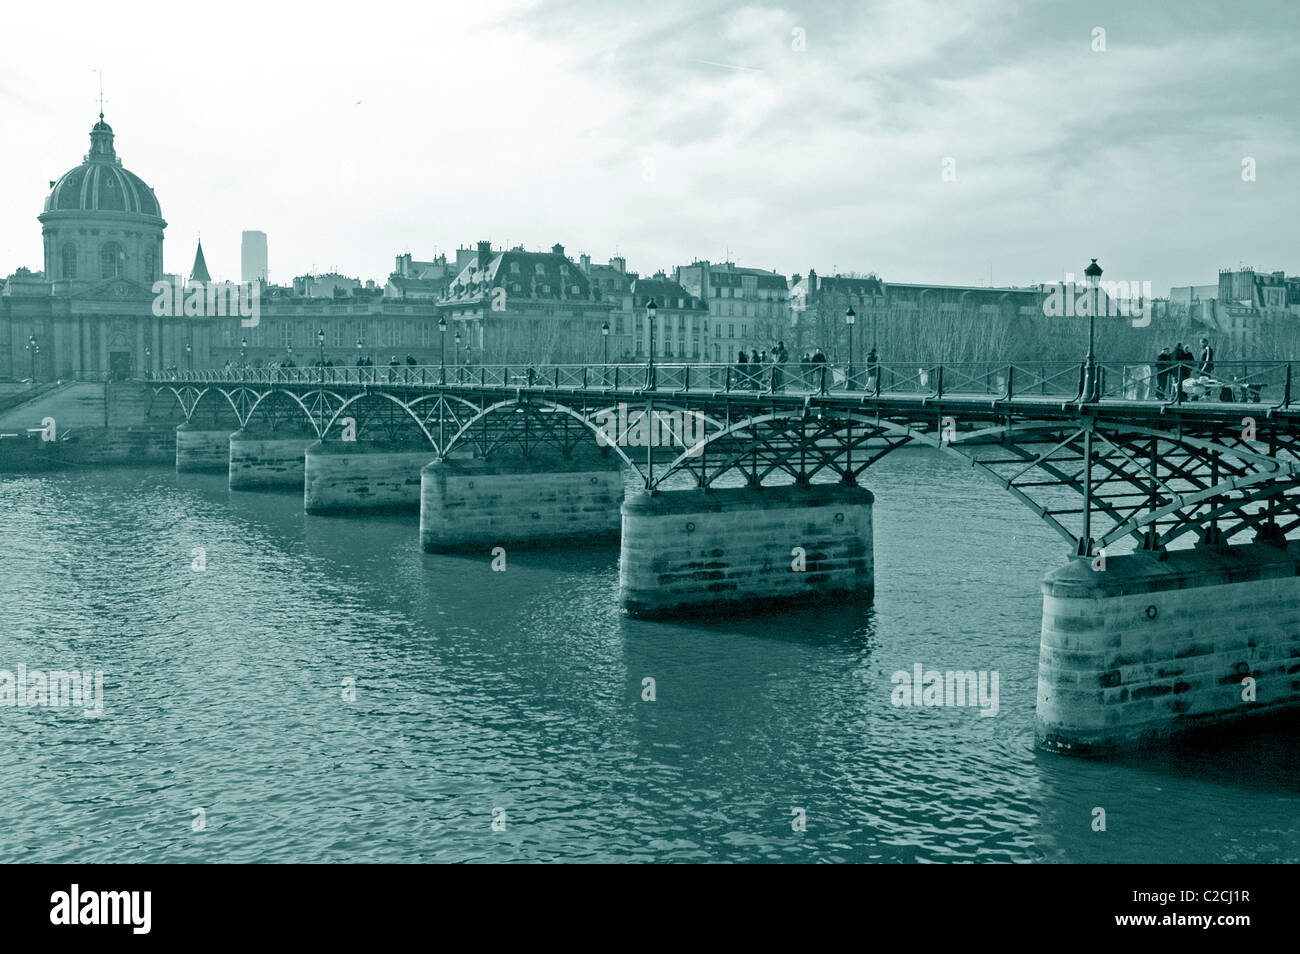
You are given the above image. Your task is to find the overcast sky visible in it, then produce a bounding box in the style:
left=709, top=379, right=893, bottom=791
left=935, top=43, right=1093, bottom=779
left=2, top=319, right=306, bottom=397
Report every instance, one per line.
left=1, top=0, right=1296, bottom=293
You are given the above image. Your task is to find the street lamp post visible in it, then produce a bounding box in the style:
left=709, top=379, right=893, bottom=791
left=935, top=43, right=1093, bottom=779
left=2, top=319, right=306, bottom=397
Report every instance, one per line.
left=1083, top=258, right=1103, bottom=401
left=438, top=317, right=447, bottom=379
left=601, top=320, right=609, bottom=366
left=317, top=328, right=326, bottom=433
left=186, top=341, right=192, bottom=371
left=453, top=331, right=461, bottom=377
left=646, top=298, right=658, bottom=388
left=845, top=306, right=856, bottom=388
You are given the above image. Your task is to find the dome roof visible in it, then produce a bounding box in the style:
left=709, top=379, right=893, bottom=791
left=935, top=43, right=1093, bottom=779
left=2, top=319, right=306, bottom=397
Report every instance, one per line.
left=43, top=116, right=161, bottom=219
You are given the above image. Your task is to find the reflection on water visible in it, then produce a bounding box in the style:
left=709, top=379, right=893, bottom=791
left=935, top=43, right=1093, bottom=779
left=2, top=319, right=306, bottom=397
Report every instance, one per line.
left=0, top=450, right=1296, bottom=862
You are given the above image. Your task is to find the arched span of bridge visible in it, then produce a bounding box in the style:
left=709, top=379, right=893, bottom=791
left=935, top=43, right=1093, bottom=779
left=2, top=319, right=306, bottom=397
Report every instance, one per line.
left=438, top=397, right=724, bottom=473
left=170, top=385, right=267, bottom=428
left=648, top=409, right=1300, bottom=554
left=155, top=384, right=486, bottom=443
left=317, top=390, right=484, bottom=446
left=148, top=382, right=1300, bottom=555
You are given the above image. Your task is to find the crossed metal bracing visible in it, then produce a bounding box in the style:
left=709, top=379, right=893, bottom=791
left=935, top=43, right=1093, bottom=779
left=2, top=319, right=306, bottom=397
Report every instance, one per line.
left=148, top=377, right=1300, bottom=556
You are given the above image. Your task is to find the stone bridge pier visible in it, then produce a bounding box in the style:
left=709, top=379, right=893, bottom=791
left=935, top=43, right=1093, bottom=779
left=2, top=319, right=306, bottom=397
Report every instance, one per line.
left=304, top=439, right=436, bottom=514
left=175, top=422, right=233, bottom=473
left=619, top=484, right=875, bottom=619
left=419, top=447, right=624, bottom=553
left=1036, top=541, right=1300, bottom=756
left=229, top=428, right=317, bottom=491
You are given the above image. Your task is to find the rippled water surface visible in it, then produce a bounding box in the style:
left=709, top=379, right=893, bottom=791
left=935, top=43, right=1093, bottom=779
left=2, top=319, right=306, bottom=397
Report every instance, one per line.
left=1, top=454, right=1297, bottom=863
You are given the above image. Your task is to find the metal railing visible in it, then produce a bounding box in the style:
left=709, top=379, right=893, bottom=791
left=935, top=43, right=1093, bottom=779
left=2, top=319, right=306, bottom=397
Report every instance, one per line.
left=142, top=359, right=1297, bottom=408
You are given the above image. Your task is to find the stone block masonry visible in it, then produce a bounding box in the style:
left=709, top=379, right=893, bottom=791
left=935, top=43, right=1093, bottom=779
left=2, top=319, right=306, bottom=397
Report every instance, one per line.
left=619, top=483, right=874, bottom=619
left=176, top=423, right=231, bottom=473
left=1036, top=541, right=1300, bottom=755
left=0, top=426, right=174, bottom=471
left=228, top=430, right=316, bottom=491
left=420, top=454, right=625, bottom=553
left=304, top=441, right=436, bottom=514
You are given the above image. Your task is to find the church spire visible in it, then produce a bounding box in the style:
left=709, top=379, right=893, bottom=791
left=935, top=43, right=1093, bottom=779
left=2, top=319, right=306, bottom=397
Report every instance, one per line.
left=190, top=238, right=211, bottom=284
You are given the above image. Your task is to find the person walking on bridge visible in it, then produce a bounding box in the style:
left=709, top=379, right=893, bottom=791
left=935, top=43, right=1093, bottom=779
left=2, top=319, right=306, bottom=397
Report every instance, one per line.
left=1197, top=337, right=1215, bottom=376
left=1155, top=346, right=1172, bottom=399
left=810, top=348, right=828, bottom=391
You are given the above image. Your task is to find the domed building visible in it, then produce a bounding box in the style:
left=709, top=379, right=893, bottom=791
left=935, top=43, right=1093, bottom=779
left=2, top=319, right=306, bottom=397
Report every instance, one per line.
left=0, top=113, right=205, bottom=381
left=39, top=114, right=166, bottom=289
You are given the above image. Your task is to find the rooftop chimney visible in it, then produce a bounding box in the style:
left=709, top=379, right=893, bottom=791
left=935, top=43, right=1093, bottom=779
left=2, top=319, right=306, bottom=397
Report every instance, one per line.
left=476, top=240, right=492, bottom=269
left=552, top=243, right=565, bottom=257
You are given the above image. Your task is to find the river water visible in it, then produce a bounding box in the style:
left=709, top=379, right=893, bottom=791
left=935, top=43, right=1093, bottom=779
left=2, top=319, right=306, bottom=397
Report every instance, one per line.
left=1, top=451, right=1296, bottom=863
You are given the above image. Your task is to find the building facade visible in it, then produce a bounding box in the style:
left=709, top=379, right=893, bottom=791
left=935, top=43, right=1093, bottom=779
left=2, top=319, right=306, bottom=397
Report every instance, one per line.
left=1, top=115, right=453, bottom=380
left=673, top=260, right=791, bottom=363
left=436, top=241, right=615, bottom=364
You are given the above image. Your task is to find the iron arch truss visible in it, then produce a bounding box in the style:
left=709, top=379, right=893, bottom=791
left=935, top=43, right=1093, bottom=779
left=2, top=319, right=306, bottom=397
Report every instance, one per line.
left=147, top=364, right=1300, bottom=556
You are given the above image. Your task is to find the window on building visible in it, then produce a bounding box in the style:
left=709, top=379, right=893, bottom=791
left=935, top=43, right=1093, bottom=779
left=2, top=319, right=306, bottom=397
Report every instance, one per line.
left=510, top=262, right=520, bottom=274
left=333, top=323, right=347, bottom=348
left=143, top=249, right=155, bottom=281
left=280, top=325, right=294, bottom=349
left=61, top=244, right=77, bottom=280
left=100, top=242, right=125, bottom=279
left=535, top=263, right=545, bottom=275
left=714, top=344, right=721, bottom=361
left=728, top=323, right=735, bottom=338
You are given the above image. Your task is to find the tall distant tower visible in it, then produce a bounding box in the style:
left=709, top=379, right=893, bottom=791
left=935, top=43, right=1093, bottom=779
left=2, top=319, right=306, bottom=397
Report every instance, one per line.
left=241, top=230, right=268, bottom=283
